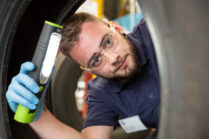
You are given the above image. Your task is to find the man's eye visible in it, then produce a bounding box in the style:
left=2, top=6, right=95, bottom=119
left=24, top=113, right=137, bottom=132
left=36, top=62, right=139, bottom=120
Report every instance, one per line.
left=104, top=36, right=113, bottom=48
left=93, top=56, right=102, bottom=67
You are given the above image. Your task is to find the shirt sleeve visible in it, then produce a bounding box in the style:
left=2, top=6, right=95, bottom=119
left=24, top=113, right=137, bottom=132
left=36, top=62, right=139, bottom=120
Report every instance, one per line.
left=83, top=90, right=119, bottom=129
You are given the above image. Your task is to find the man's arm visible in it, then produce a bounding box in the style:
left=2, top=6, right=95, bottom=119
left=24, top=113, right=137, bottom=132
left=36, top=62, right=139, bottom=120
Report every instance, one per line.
left=30, top=109, right=114, bottom=139
left=82, top=125, right=113, bottom=139
left=6, top=62, right=113, bottom=139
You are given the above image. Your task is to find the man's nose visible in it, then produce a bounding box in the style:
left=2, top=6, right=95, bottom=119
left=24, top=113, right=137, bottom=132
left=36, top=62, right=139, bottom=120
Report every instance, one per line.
left=103, top=50, right=120, bottom=65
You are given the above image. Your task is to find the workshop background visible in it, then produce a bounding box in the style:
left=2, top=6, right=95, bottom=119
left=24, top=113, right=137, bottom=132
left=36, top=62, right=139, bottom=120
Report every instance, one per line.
left=0, top=0, right=208, bottom=139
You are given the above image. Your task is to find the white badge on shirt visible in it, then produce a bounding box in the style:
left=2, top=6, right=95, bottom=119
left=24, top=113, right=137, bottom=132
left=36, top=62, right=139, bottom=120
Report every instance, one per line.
left=118, top=115, right=147, bottom=133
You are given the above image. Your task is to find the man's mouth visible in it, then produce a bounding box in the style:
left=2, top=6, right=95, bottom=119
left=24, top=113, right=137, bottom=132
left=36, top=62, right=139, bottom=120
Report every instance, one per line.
left=119, top=57, right=127, bottom=70
left=114, top=55, right=128, bottom=73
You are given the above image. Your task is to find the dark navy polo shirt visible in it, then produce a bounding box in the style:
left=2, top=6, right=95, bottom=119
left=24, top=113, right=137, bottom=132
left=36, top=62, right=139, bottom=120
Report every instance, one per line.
left=83, top=19, right=160, bottom=129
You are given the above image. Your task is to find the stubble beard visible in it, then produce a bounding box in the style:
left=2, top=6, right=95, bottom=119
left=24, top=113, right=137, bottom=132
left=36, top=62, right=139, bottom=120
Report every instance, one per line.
left=112, top=43, right=140, bottom=82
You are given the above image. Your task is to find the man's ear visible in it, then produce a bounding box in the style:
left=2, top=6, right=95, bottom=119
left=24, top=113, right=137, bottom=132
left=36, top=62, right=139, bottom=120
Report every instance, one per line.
left=109, top=21, right=124, bottom=34
left=80, top=65, right=92, bottom=73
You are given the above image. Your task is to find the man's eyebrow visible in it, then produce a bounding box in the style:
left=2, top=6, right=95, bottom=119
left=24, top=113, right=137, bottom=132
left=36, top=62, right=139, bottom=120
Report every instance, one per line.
left=99, top=33, right=108, bottom=48
left=87, top=33, right=108, bottom=67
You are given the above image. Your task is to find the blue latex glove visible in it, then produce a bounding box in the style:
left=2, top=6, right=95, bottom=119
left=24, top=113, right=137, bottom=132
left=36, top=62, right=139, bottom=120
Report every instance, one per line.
left=6, top=62, right=40, bottom=113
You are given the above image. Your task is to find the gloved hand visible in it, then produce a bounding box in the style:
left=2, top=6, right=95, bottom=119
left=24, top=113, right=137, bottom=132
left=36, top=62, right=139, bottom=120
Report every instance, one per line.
left=6, top=62, right=40, bottom=113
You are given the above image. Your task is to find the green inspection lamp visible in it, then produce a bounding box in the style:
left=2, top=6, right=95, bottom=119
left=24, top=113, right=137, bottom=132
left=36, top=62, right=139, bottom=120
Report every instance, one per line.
left=14, top=21, right=63, bottom=123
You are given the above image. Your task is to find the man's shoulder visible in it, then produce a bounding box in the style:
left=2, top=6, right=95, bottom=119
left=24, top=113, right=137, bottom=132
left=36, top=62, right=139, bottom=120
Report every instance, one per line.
left=134, top=18, right=146, bottom=29
left=128, top=18, right=148, bottom=39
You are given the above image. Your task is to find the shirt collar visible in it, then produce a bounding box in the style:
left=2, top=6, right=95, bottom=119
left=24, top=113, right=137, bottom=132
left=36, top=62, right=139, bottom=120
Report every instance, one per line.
left=109, top=79, right=130, bottom=93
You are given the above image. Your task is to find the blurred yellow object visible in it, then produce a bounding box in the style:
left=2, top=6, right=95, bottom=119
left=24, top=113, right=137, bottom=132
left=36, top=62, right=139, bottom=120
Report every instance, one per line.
left=92, top=74, right=97, bottom=79
left=94, top=0, right=103, bottom=18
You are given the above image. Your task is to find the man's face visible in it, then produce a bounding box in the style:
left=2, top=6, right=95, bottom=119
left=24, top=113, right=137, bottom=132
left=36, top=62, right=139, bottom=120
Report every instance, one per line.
left=69, top=21, right=139, bottom=81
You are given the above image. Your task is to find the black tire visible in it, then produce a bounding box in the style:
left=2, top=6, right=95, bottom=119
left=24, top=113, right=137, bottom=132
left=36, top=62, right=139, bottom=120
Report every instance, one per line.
left=0, top=1, right=37, bottom=138
left=49, top=54, right=83, bottom=131
left=0, top=0, right=84, bottom=138
left=139, top=0, right=209, bottom=138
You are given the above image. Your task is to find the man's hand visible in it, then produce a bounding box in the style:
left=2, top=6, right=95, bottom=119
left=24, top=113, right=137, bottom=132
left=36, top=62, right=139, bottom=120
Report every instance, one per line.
left=6, top=62, right=40, bottom=113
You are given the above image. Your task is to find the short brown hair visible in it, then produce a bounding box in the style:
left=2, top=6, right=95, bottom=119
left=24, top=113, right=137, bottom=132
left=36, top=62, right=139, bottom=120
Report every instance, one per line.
left=60, top=12, right=107, bottom=58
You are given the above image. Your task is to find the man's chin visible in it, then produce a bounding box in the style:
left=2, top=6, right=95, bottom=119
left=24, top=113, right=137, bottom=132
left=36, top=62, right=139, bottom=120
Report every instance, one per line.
left=107, top=69, right=138, bottom=82
left=96, top=65, right=138, bottom=82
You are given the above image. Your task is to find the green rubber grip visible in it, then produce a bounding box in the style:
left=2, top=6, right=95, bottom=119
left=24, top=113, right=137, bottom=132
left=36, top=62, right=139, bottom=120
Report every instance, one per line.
left=14, top=105, right=36, bottom=123
left=14, top=86, right=43, bottom=123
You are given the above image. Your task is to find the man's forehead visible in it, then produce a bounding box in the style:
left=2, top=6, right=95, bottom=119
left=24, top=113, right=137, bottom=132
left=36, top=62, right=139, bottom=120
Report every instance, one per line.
left=69, top=41, right=91, bottom=66
left=81, top=21, right=108, bottom=35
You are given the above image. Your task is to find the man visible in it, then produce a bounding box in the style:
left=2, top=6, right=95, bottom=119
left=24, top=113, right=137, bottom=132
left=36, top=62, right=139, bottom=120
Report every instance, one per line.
left=6, top=12, right=160, bottom=138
